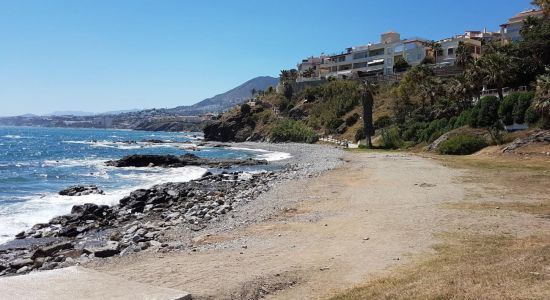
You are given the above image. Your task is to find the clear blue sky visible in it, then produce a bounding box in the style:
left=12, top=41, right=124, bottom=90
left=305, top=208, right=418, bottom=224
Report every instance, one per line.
left=0, top=0, right=535, bottom=116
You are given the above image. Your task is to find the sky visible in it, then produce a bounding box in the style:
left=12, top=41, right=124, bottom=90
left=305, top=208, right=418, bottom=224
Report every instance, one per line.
left=0, top=0, right=536, bottom=116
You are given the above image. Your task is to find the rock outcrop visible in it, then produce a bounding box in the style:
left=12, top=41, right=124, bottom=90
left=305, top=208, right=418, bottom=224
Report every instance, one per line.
left=0, top=171, right=276, bottom=276
left=501, top=130, right=550, bottom=153
left=105, top=153, right=267, bottom=168
left=59, top=185, right=104, bottom=196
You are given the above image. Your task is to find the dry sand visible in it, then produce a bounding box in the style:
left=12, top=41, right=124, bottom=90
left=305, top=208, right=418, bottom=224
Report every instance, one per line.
left=88, top=152, right=467, bottom=299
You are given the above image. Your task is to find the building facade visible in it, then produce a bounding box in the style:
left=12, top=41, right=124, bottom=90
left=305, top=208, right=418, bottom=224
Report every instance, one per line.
left=297, top=31, right=481, bottom=81
left=500, top=9, right=544, bottom=42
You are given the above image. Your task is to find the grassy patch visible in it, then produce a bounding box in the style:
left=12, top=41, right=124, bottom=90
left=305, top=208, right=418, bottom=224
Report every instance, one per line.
left=447, top=201, right=550, bottom=217
left=331, top=233, right=550, bottom=300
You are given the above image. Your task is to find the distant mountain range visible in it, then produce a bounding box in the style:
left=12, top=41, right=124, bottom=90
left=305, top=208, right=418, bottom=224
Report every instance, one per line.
left=0, top=76, right=280, bottom=131
left=166, top=76, right=279, bottom=115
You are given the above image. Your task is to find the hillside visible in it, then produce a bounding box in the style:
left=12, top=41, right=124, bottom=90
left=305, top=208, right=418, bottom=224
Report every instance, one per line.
left=167, top=76, right=279, bottom=115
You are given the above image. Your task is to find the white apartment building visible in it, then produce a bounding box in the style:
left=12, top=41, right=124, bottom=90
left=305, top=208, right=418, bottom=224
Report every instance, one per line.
left=500, top=9, right=544, bottom=42
left=297, top=31, right=481, bottom=81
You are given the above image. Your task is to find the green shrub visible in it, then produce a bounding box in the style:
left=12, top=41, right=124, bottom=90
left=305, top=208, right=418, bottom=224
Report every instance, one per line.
left=513, top=92, right=534, bottom=124
left=345, top=113, right=360, bottom=126
left=438, top=135, right=487, bottom=155
left=354, top=127, right=364, bottom=142
left=476, top=96, right=500, bottom=128
left=374, top=115, right=393, bottom=129
left=240, top=103, right=252, bottom=115
left=454, top=110, right=471, bottom=128
left=525, top=106, right=539, bottom=125
left=499, top=93, right=519, bottom=125
left=271, top=119, right=318, bottom=143
left=380, top=126, right=403, bottom=149
left=499, top=92, right=534, bottom=125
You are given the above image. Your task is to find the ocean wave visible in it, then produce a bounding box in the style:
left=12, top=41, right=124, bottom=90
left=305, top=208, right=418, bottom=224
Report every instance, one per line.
left=230, top=147, right=292, bottom=161
left=62, top=139, right=197, bottom=150
left=2, top=135, right=22, bottom=139
left=42, top=158, right=108, bottom=168
left=0, top=166, right=207, bottom=244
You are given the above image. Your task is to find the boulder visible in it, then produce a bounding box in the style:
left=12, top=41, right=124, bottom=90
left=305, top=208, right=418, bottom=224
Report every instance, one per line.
left=84, top=242, right=120, bottom=258
left=9, top=258, right=33, bottom=269
left=31, top=241, right=74, bottom=259
left=59, top=185, right=104, bottom=196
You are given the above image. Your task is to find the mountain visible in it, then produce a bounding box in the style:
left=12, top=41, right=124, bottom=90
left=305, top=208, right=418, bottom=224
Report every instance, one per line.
left=167, top=76, right=279, bottom=115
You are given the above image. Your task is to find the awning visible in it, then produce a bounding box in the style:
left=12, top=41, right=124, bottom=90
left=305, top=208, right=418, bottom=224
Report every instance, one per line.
left=368, top=59, right=384, bottom=65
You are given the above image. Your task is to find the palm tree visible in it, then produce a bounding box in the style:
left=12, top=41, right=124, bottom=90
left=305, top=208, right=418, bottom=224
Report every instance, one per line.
left=456, top=41, right=474, bottom=68
left=358, top=82, right=375, bottom=148
left=429, top=41, right=443, bottom=65
left=532, top=0, right=550, bottom=16
left=533, top=70, right=550, bottom=128
left=480, top=52, right=515, bottom=101
left=302, top=68, right=315, bottom=78
left=464, top=58, right=484, bottom=100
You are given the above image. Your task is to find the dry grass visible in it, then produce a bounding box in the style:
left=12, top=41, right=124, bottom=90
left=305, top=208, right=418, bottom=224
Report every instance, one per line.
left=331, top=152, right=550, bottom=300
left=447, top=201, right=550, bottom=217
left=331, top=233, right=550, bottom=300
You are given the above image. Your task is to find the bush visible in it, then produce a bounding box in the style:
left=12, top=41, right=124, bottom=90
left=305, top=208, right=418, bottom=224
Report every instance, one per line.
left=354, top=127, right=364, bottom=142
left=499, top=93, right=519, bottom=125
left=476, top=96, right=500, bottom=128
left=374, top=115, right=392, bottom=129
left=499, top=92, right=534, bottom=125
left=438, top=135, right=487, bottom=155
left=380, top=126, right=403, bottom=149
left=271, top=119, right=318, bottom=143
left=513, top=92, right=534, bottom=124
left=240, top=103, right=251, bottom=115
left=345, top=113, right=360, bottom=126
left=525, top=106, right=539, bottom=125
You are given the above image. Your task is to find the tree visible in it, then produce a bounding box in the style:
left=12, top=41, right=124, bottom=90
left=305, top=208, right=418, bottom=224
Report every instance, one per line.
left=250, top=88, right=257, bottom=98
left=393, top=57, right=410, bottom=72
left=533, top=70, right=550, bottom=128
left=302, top=68, right=315, bottom=78
left=520, top=16, right=550, bottom=67
left=456, top=41, right=474, bottom=68
left=431, top=41, right=443, bottom=64
left=532, top=0, right=550, bottom=16
left=359, top=82, right=375, bottom=148
left=471, top=96, right=504, bottom=143
left=464, top=58, right=484, bottom=100
left=480, top=52, right=515, bottom=101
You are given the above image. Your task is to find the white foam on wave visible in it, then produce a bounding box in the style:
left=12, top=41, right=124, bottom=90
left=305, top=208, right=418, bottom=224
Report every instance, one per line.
left=230, top=147, right=292, bottom=162
left=2, top=135, right=22, bottom=139
left=0, top=166, right=207, bottom=244
left=62, top=140, right=197, bottom=150
left=42, top=158, right=107, bottom=168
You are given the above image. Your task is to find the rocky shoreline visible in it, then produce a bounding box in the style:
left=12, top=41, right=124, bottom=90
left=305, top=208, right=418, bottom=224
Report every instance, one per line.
left=0, top=143, right=344, bottom=277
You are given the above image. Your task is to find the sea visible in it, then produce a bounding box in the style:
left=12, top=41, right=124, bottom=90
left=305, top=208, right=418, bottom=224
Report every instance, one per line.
left=0, top=126, right=290, bottom=244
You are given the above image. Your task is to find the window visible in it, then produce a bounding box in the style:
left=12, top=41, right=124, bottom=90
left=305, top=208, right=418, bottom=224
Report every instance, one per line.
left=447, top=48, right=454, bottom=56
left=339, top=64, right=352, bottom=71
left=353, top=51, right=368, bottom=60
left=369, top=48, right=384, bottom=57
left=394, top=45, right=404, bottom=52
left=353, top=62, right=368, bottom=69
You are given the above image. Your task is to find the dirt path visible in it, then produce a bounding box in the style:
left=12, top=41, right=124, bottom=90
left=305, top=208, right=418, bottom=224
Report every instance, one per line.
left=90, top=152, right=467, bottom=299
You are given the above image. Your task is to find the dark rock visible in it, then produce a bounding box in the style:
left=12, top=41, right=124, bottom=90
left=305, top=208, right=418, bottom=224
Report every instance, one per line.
left=106, top=153, right=267, bottom=168
left=9, top=258, right=33, bottom=269
left=84, top=242, right=120, bottom=258
left=14, top=231, right=26, bottom=239
left=59, top=185, right=104, bottom=196
left=31, top=241, right=73, bottom=259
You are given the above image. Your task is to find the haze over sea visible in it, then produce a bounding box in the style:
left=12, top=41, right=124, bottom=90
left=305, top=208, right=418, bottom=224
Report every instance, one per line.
left=0, top=126, right=288, bottom=243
